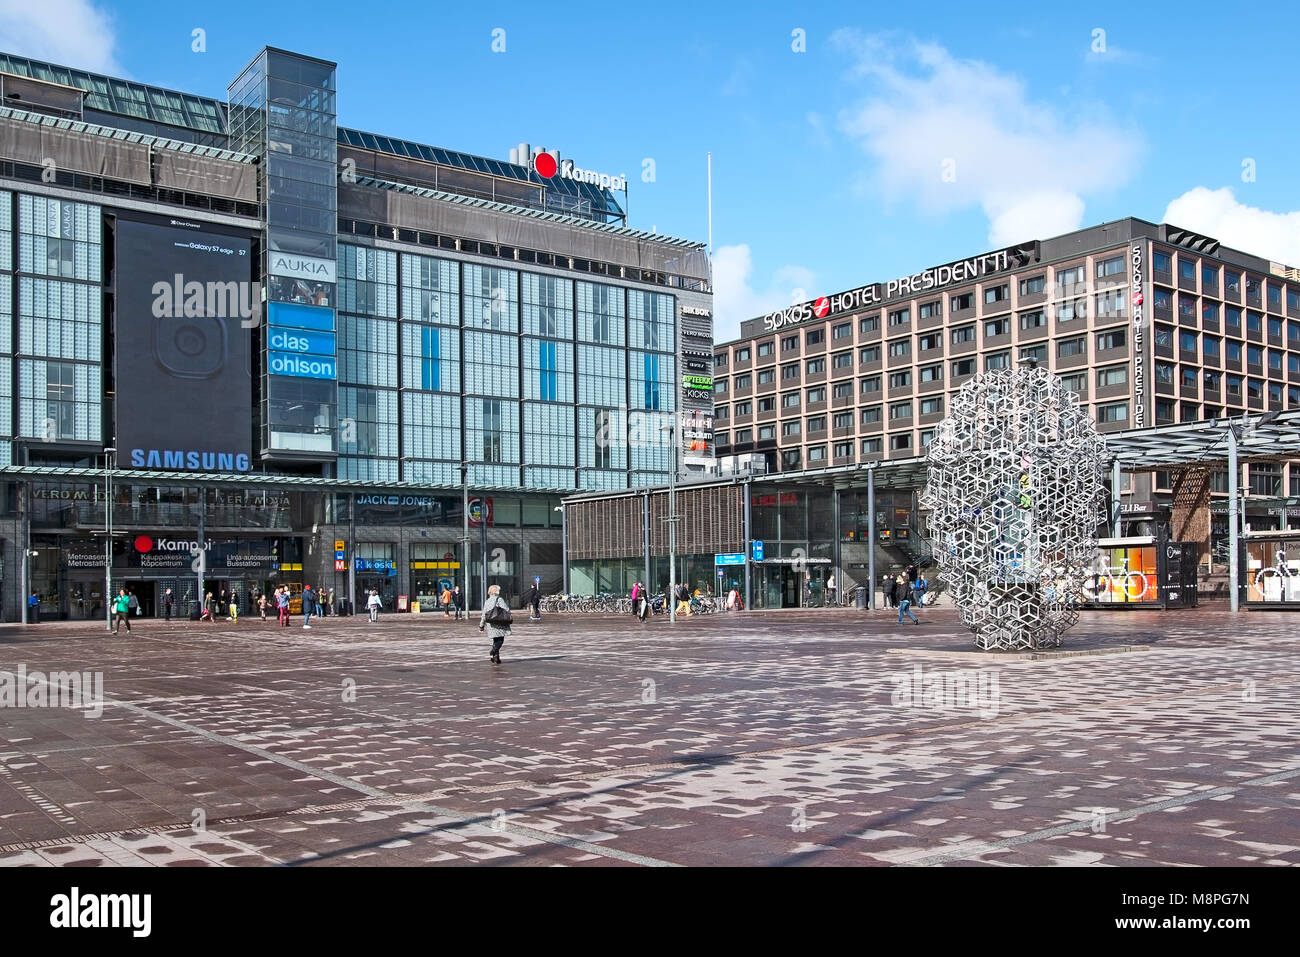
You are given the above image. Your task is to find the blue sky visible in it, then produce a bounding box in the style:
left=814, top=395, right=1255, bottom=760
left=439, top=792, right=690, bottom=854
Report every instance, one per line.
left=3, top=0, right=1297, bottom=340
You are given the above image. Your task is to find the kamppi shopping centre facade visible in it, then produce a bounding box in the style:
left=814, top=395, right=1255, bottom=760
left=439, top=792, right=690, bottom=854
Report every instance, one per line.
left=565, top=218, right=1300, bottom=610
left=0, top=47, right=713, bottom=621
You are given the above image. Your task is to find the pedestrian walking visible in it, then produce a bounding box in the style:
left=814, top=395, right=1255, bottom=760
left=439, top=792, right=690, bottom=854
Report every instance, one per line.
left=277, top=586, right=290, bottom=627
left=164, top=588, right=173, bottom=621
left=113, top=588, right=132, bottom=633
left=127, top=590, right=139, bottom=618
left=27, top=592, right=39, bottom=623
left=228, top=591, right=239, bottom=623
left=258, top=592, right=268, bottom=621
left=302, top=584, right=315, bottom=630
left=525, top=583, right=541, bottom=621
left=327, top=587, right=336, bottom=616
left=479, top=583, right=513, bottom=665
left=366, top=589, right=381, bottom=623
left=898, top=591, right=919, bottom=625
left=630, top=581, right=641, bottom=616
left=894, top=573, right=908, bottom=608
left=826, top=573, right=837, bottom=607
left=913, top=574, right=930, bottom=607
left=674, top=582, right=692, bottom=617
left=440, top=583, right=453, bottom=618
left=452, top=585, right=465, bottom=621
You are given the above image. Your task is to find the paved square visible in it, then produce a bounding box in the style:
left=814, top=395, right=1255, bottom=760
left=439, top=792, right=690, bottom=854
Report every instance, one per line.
left=1, top=607, right=1297, bottom=866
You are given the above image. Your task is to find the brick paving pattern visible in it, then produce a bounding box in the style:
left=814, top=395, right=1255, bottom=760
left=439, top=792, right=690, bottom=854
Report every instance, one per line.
left=0, top=607, right=1297, bottom=866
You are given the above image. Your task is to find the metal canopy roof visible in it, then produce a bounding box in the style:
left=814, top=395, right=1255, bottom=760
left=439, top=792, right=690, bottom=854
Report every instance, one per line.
left=1109, top=410, right=1300, bottom=466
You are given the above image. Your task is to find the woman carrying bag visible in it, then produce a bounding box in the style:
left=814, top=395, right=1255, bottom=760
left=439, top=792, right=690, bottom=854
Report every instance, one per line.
left=478, top=584, right=513, bottom=665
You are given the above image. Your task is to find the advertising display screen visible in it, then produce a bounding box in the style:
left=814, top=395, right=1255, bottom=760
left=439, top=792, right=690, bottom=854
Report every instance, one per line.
left=1245, top=539, right=1300, bottom=603
left=1084, top=545, right=1158, bottom=604
left=114, top=217, right=255, bottom=471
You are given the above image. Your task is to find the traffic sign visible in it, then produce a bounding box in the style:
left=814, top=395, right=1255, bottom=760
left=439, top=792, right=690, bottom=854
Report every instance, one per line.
left=715, top=553, right=745, bottom=566
left=751, top=540, right=765, bottom=561
left=334, top=540, right=345, bottom=551
left=334, top=559, right=347, bottom=571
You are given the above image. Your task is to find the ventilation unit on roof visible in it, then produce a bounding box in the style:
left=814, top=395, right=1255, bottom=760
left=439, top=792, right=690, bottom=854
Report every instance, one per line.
left=1162, top=226, right=1221, bottom=255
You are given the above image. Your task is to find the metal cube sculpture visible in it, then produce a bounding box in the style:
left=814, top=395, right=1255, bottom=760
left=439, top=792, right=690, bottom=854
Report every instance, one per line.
left=922, top=364, right=1109, bottom=650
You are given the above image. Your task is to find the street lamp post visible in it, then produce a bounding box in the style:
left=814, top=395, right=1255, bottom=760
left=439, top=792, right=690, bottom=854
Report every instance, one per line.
left=103, top=446, right=115, bottom=631
left=661, top=422, right=678, bottom=624
left=554, top=505, right=568, bottom=594
left=460, top=462, right=470, bottom=609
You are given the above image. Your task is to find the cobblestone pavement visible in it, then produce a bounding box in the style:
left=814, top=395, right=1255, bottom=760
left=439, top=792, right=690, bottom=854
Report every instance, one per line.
left=0, top=606, right=1296, bottom=866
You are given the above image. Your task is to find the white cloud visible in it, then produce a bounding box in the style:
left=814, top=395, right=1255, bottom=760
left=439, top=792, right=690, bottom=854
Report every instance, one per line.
left=712, top=244, right=815, bottom=342
left=0, top=0, right=123, bottom=74
left=832, top=31, right=1143, bottom=247
left=1163, top=187, right=1300, bottom=267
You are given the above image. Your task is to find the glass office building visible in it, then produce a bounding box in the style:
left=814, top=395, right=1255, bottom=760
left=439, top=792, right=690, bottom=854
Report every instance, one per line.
left=0, top=46, right=713, bottom=620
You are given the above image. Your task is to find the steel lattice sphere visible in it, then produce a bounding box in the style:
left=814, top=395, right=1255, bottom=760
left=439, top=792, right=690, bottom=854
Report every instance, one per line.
left=922, top=364, right=1109, bottom=650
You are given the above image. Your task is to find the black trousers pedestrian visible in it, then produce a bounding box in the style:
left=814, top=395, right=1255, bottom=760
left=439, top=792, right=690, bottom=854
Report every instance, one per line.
left=114, top=611, right=131, bottom=632
left=530, top=599, right=540, bottom=619
left=164, top=603, right=172, bottom=620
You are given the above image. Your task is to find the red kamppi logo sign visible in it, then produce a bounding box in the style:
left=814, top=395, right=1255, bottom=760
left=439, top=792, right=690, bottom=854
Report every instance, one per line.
left=533, top=152, right=558, bottom=178
left=134, top=535, right=154, bottom=553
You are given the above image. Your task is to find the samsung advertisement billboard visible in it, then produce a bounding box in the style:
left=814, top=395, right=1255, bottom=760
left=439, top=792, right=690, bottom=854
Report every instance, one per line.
left=114, top=216, right=256, bottom=472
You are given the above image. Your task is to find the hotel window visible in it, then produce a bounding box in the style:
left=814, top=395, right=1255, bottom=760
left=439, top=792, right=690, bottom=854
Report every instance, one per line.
left=984, top=283, right=1010, bottom=305
left=1152, top=288, right=1172, bottom=313
left=834, top=441, right=854, bottom=458
left=861, top=406, right=882, bottom=424
left=1178, top=257, right=1195, bottom=281
left=782, top=363, right=800, bottom=380
left=1226, top=306, right=1242, bottom=328
left=1250, top=463, right=1282, bottom=496
left=862, top=437, right=882, bottom=455
left=951, top=357, right=976, bottom=377
left=1267, top=316, right=1283, bottom=337
left=1095, top=256, right=1125, bottom=279
left=889, top=400, right=912, bottom=420
left=1154, top=325, right=1173, bottom=349
left=807, top=386, right=827, bottom=403
left=985, top=352, right=1010, bottom=371
left=919, top=396, right=943, bottom=416
left=1097, top=402, right=1129, bottom=424
left=781, top=449, right=802, bottom=470
left=783, top=391, right=800, bottom=409
left=1226, top=375, right=1242, bottom=399
left=833, top=322, right=852, bottom=340
left=736, top=346, right=751, bottom=361
left=860, top=375, right=881, bottom=393
left=782, top=335, right=799, bottom=350
left=860, top=344, right=882, bottom=362
left=832, top=350, right=853, bottom=369
left=736, top=373, right=752, bottom=389
left=1181, top=401, right=1200, bottom=422
left=1247, top=378, right=1263, bottom=400
left=758, top=424, right=776, bottom=440
left=1057, top=297, right=1087, bottom=323
left=806, top=329, right=825, bottom=346
left=1019, top=275, right=1046, bottom=295
left=714, top=353, right=728, bottom=368
left=890, top=433, right=913, bottom=452
left=1181, top=367, right=1197, bottom=390
left=1056, top=266, right=1084, bottom=295
left=757, top=396, right=775, bottom=412
left=1058, top=336, right=1086, bottom=359
left=1155, top=399, right=1174, bottom=423
left=1202, top=264, right=1218, bottom=292
left=1153, top=249, right=1171, bottom=273
left=1290, top=321, right=1300, bottom=343
left=782, top=420, right=802, bottom=437
left=918, top=332, right=941, bottom=351
left=1204, top=336, right=1220, bottom=358
left=806, top=357, right=826, bottom=374
left=1226, top=341, right=1242, bottom=361
left=888, top=339, right=911, bottom=358
left=1291, top=355, right=1300, bottom=375
left=1178, top=295, right=1196, bottom=320
left=1019, top=310, right=1047, bottom=330
left=1059, top=372, right=1086, bottom=395
left=716, top=405, right=730, bottom=420
left=715, top=379, right=728, bottom=395
left=1224, top=270, right=1241, bottom=295
left=833, top=412, right=854, bottom=429
left=859, top=315, right=879, bottom=333
left=919, top=363, right=943, bottom=383
left=889, top=307, right=911, bottom=326
left=757, top=340, right=774, bottom=357
left=833, top=382, right=853, bottom=399
left=808, top=445, right=827, bottom=463
left=807, top=415, right=827, bottom=432
left=1289, top=289, right=1300, bottom=312
left=985, top=317, right=1009, bottom=337
left=1180, top=331, right=1198, bottom=352
left=951, top=324, right=976, bottom=344
left=734, top=428, right=753, bottom=444
left=1155, top=363, right=1174, bottom=385
left=1290, top=386, right=1300, bottom=407
left=1203, top=302, right=1219, bottom=324
left=1268, top=349, right=1283, bottom=371
left=1247, top=311, right=1262, bottom=334
left=1095, top=290, right=1126, bottom=318
left=757, top=368, right=775, bottom=384
left=1019, top=344, right=1047, bottom=363
left=715, top=431, right=729, bottom=446
left=951, top=292, right=974, bottom=311
left=1247, top=344, right=1262, bottom=365
left=1204, top=371, right=1221, bottom=391
left=1096, top=329, right=1126, bottom=351
left=889, top=371, right=912, bottom=388
left=918, top=300, right=942, bottom=319
left=1267, top=283, right=1282, bottom=309
left=734, top=400, right=752, bottom=415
